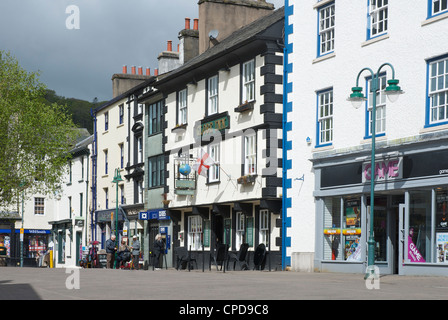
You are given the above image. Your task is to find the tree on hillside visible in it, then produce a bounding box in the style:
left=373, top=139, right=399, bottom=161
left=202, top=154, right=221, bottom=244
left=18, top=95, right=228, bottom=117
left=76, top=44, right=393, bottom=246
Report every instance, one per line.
left=0, top=51, right=79, bottom=210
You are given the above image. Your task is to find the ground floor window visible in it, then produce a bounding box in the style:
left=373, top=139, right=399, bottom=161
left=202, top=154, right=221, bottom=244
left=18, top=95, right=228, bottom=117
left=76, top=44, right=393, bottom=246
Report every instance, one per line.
left=0, top=234, right=11, bottom=256
left=323, top=197, right=362, bottom=262
left=188, top=215, right=203, bottom=251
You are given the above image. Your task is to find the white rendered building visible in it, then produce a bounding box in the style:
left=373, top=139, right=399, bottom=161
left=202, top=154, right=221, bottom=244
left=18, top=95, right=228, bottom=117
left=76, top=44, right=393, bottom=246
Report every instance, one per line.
left=286, top=0, right=448, bottom=275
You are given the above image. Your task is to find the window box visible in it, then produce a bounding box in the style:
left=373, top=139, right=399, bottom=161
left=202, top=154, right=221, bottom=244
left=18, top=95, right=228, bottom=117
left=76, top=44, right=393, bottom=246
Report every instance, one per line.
left=237, top=174, right=257, bottom=185
left=234, top=101, right=255, bottom=113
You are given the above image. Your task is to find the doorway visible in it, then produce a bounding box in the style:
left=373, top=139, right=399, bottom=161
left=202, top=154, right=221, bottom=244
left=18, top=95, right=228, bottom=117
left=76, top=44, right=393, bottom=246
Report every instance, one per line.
left=367, top=194, right=404, bottom=274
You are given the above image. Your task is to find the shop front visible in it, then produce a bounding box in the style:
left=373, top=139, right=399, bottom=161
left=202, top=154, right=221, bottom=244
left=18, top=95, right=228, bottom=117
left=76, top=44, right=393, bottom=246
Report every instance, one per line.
left=313, top=141, right=448, bottom=276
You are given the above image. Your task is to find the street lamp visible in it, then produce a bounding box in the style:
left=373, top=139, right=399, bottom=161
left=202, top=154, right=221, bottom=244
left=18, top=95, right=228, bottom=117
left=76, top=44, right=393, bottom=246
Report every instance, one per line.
left=347, top=63, right=403, bottom=279
left=112, top=168, right=123, bottom=269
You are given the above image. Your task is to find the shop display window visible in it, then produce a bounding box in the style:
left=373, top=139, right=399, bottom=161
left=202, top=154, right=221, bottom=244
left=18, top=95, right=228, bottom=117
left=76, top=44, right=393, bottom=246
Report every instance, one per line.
left=323, top=197, right=341, bottom=261
left=25, top=234, right=48, bottom=259
left=409, top=190, right=431, bottom=263
left=0, top=234, right=11, bottom=256
left=436, top=188, right=448, bottom=264
left=323, top=197, right=362, bottom=261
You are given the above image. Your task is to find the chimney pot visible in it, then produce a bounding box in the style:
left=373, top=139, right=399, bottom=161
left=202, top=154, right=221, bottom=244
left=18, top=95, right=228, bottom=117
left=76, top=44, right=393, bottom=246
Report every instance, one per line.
left=122, top=65, right=127, bottom=74
left=131, top=66, right=136, bottom=74
left=185, top=18, right=191, bottom=30
left=167, top=40, right=173, bottom=52
left=155, top=69, right=159, bottom=76
left=193, top=19, right=199, bottom=31
left=146, top=67, right=151, bottom=76
left=138, top=66, right=143, bottom=75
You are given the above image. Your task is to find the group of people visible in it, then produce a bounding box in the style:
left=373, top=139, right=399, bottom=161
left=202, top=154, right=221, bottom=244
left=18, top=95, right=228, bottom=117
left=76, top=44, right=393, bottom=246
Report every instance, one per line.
left=105, top=234, right=165, bottom=270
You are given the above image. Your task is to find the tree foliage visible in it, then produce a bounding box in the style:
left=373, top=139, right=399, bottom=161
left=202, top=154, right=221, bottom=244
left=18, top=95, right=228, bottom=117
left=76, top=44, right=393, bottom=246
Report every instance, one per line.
left=0, top=51, right=80, bottom=209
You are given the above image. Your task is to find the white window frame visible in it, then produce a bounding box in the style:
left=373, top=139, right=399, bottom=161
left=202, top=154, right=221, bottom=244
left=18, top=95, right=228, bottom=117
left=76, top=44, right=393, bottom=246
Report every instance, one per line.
left=208, top=143, right=220, bottom=183
left=318, top=2, right=335, bottom=56
left=208, top=75, right=219, bottom=115
left=236, top=212, right=245, bottom=251
left=432, top=0, right=448, bottom=16
left=367, top=75, right=387, bottom=136
left=188, top=215, right=203, bottom=251
left=119, top=104, right=124, bottom=124
left=244, top=133, right=257, bottom=175
left=104, top=111, right=109, bottom=131
left=104, top=149, right=108, bottom=175
left=317, top=89, right=333, bottom=146
left=34, top=197, right=45, bottom=215
left=137, top=136, right=143, bottom=164
left=178, top=89, right=188, bottom=125
left=242, top=60, right=255, bottom=103
left=429, top=56, right=448, bottom=125
left=369, top=0, right=388, bottom=38
left=259, top=209, right=269, bottom=245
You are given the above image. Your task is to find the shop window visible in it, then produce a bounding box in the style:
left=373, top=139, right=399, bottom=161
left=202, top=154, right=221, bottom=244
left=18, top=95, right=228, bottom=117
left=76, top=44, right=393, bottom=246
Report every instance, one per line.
left=259, top=210, right=269, bottom=245
left=367, top=196, right=388, bottom=262
left=323, top=197, right=342, bottom=261
left=0, top=234, right=11, bottom=256
left=26, top=234, right=48, bottom=259
left=409, top=190, right=432, bottom=262
left=236, top=212, right=245, bottom=250
left=188, top=215, right=203, bottom=251
left=435, top=188, right=448, bottom=263
left=323, top=197, right=362, bottom=261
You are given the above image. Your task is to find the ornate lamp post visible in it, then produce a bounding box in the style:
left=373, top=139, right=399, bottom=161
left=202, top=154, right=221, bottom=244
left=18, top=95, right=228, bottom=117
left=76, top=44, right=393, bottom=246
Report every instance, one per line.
left=347, top=63, right=403, bottom=278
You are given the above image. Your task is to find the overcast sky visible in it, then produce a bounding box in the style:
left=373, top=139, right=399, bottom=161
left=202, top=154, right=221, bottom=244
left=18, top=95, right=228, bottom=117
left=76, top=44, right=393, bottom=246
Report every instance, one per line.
left=0, top=0, right=284, bottom=102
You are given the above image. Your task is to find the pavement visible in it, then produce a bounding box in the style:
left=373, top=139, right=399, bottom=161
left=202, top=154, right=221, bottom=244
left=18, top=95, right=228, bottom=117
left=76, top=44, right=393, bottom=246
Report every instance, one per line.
left=1, top=266, right=448, bottom=302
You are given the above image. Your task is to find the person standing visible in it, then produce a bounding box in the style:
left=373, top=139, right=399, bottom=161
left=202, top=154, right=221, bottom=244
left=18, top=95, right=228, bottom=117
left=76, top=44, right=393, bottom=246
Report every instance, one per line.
left=153, top=234, right=164, bottom=270
left=131, top=235, right=140, bottom=270
left=106, top=234, right=117, bottom=269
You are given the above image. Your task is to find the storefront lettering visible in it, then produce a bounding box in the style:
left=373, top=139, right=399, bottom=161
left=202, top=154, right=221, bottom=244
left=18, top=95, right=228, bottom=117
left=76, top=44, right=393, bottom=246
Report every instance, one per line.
left=362, top=158, right=402, bottom=183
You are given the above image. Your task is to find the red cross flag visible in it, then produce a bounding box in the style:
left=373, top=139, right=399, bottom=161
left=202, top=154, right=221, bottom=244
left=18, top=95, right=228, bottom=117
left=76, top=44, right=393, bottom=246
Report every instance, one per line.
left=192, top=148, right=216, bottom=177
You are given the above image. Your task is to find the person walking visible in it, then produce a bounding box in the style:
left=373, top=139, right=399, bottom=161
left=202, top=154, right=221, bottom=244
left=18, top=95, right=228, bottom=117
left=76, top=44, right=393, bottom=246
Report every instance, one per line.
left=106, top=234, right=117, bottom=269
left=153, top=234, right=164, bottom=270
left=131, top=235, right=140, bottom=270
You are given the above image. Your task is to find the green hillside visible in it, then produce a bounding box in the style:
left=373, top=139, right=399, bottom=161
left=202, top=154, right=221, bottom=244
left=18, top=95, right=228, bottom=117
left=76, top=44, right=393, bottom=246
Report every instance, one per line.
left=42, top=90, right=105, bottom=134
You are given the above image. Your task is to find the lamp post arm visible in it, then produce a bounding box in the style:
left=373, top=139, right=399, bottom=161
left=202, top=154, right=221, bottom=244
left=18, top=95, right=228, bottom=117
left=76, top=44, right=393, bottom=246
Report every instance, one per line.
left=377, top=62, right=396, bottom=80
left=354, top=67, right=375, bottom=87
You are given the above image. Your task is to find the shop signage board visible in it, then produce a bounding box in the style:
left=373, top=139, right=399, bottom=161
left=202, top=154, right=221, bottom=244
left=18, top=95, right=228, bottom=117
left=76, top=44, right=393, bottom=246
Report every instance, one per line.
left=362, top=157, right=402, bottom=183
left=138, top=209, right=170, bottom=221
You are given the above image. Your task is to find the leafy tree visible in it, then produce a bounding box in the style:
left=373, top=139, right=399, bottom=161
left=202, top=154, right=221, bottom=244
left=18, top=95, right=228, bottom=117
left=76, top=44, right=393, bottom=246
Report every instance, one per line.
left=0, top=51, right=79, bottom=209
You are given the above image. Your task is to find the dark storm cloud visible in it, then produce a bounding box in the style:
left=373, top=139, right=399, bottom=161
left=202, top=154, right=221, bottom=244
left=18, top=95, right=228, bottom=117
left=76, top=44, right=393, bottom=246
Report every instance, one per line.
left=0, top=0, right=284, bottom=102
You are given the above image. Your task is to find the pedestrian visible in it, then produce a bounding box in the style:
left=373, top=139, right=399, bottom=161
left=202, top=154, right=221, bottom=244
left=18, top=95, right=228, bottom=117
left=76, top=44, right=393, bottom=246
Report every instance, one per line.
left=131, top=235, right=140, bottom=270
left=153, top=234, right=164, bottom=270
left=116, top=239, right=130, bottom=269
left=106, top=234, right=117, bottom=269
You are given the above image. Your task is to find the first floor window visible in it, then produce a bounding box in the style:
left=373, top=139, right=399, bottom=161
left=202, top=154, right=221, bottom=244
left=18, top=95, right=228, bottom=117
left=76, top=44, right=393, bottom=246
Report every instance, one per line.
left=104, top=188, right=109, bottom=209
left=429, top=56, right=448, bottom=124
left=188, top=215, right=203, bottom=251
left=34, top=197, right=45, bottom=215
left=367, top=75, right=387, bottom=136
left=148, top=155, right=164, bottom=188
left=244, top=133, right=257, bottom=175
left=208, top=144, right=220, bottom=182
left=104, top=150, right=108, bottom=175
left=317, top=89, right=333, bottom=145
left=149, top=100, right=163, bottom=135
left=432, top=0, right=448, bottom=16
left=369, top=0, right=388, bottom=38
left=119, top=104, right=124, bottom=124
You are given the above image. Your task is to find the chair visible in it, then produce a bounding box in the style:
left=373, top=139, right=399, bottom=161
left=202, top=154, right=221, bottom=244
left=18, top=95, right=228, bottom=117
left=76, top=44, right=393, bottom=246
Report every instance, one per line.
left=227, top=243, right=249, bottom=270
left=253, top=243, right=266, bottom=270
left=175, top=246, right=197, bottom=270
left=209, top=243, right=229, bottom=271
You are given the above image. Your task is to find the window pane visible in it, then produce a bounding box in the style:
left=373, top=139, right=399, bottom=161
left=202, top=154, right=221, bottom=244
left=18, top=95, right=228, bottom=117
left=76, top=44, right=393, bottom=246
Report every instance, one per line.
left=409, top=190, right=432, bottom=262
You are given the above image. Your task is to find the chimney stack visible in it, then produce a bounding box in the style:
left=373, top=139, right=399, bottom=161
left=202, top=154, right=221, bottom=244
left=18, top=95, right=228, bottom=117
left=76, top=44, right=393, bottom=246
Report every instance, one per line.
left=198, top=0, right=274, bottom=54
left=193, top=18, right=199, bottom=31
